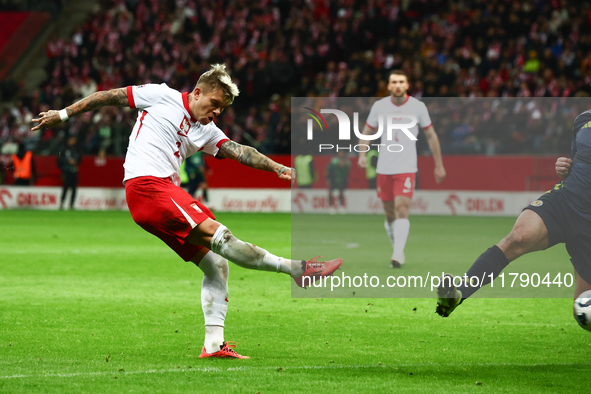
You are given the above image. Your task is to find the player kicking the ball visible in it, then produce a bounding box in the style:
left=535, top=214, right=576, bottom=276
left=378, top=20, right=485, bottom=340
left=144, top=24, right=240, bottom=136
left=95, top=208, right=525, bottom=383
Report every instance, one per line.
left=436, top=110, right=591, bottom=332
left=32, top=64, right=342, bottom=359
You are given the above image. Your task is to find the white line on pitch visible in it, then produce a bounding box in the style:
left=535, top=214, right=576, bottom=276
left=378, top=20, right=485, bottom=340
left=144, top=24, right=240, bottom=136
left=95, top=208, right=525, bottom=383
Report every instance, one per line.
left=1, top=362, right=590, bottom=380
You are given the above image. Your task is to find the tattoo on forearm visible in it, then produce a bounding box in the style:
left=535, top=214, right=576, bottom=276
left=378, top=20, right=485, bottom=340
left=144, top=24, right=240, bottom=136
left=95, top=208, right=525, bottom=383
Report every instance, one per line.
left=66, top=88, right=128, bottom=117
left=220, top=141, right=279, bottom=172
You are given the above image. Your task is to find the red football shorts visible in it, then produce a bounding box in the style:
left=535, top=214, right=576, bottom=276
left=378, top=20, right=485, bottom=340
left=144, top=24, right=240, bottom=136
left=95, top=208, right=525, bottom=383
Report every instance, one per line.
left=377, top=173, right=416, bottom=201
left=125, top=176, right=215, bottom=262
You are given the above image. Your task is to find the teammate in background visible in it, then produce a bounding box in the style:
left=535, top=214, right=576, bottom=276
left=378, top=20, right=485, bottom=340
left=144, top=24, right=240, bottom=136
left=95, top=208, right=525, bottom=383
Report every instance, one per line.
left=294, top=154, right=316, bottom=188
left=31, top=64, right=342, bottom=359
left=365, top=149, right=379, bottom=189
left=57, top=136, right=82, bottom=210
left=437, top=110, right=591, bottom=327
left=358, top=70, right=446, bottom=268
left=12, top=142, right=36, bottom=186
left=326, top=150, right=350, bottom=214
left=181, top=150, right=210, bottom=205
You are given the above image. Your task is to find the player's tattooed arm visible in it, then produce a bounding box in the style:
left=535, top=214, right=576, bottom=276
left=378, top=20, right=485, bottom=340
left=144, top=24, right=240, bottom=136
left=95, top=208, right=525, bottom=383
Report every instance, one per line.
left=65, top=88, right=129, bottom=116
left=32, top=88, right=128, bottom=131
left=219, top=140, right=292, bottom=180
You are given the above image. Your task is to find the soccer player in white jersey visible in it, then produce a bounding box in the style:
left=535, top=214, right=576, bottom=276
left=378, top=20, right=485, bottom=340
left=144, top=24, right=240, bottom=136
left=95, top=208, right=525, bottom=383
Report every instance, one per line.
left=358, top=70, right=446, bottom=268
left=32, top=64, right=342, bottom=359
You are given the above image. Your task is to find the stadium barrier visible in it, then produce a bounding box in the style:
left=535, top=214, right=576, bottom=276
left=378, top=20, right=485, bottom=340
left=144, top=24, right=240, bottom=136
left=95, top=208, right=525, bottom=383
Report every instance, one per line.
left=0, top=186, right=127, bottom=210
left=0, top=154, right=559, bottom=191
left=291, top=189, right=543, bottom=216
left=0, top=185, right=543, bottom=216
left=209, top=189, right=290, bottom=212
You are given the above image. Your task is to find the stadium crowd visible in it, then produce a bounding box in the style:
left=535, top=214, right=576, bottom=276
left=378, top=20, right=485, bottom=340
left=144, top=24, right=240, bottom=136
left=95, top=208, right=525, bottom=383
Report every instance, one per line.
left=2, top=0, right=591, bottom=157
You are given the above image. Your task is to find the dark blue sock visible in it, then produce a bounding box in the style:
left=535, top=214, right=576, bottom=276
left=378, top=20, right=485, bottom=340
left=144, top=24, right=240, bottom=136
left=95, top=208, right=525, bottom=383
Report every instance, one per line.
left=458, top=245, right=510, bottom=301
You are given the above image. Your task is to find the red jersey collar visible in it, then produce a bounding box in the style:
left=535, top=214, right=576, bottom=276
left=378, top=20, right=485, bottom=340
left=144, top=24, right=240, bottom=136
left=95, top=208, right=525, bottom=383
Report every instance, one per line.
left=182, top=92, right=197, bottom=123
left=391, top=94, right=409, bottom=107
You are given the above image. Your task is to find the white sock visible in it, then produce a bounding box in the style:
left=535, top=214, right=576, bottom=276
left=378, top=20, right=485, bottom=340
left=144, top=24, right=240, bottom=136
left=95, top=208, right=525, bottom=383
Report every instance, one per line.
left=384, top=219, right=395, bottom=247
left=204, top=325, right=224, bottom=353
left=291, top=260, right=305, bottom=277
left=211, top=225, right=303, bottom=277
left=199, top=251, right=229, bottom=353
left=393, top=219, right=410, bottom=258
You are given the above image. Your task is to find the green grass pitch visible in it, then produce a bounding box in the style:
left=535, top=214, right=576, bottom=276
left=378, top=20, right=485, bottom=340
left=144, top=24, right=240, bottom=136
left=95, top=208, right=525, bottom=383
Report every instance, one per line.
left=1, top=210, right=590, bottom=393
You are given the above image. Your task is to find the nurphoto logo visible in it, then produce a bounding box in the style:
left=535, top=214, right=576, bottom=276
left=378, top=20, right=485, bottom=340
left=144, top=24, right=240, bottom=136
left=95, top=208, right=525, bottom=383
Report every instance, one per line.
left=303, top=107, right=417, bottom=152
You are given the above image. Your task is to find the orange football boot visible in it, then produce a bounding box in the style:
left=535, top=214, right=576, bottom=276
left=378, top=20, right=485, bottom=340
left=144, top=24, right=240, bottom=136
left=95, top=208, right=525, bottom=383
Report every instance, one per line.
left=293, top=256, right=343, bottom=288
left=199, top=342, right=250, bottom=359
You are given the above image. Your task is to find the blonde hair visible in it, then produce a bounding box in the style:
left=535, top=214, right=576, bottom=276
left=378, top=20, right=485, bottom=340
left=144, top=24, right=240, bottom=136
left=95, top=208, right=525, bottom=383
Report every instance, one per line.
left=195, top=64, right=240, bottom=105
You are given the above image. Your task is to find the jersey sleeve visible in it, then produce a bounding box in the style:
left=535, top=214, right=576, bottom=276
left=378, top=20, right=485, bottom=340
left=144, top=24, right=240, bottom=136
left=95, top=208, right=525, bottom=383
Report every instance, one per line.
left=419, top=102, right=432, bottom=129
left=365, top=102, right=379, bottom=129
left=126, top=83, right=168, bottom=110
left=202, top=124, right=231, bottom=158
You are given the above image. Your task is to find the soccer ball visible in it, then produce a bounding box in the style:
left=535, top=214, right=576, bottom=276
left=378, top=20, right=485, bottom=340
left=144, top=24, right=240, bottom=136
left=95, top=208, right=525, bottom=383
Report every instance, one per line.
left=574, top=290, right=591, bottom=332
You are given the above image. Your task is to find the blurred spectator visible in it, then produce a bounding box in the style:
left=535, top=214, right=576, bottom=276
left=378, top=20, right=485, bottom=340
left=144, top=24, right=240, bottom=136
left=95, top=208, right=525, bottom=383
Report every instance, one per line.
left=57, top=136, right=81, bottom=209
left=181, top=150, right=210, bottom=205
left=11, top=142, right=35, bottom=186
left=294, top=153, right=315, bottom=188
left=326, top=150, right=350, bottom=214
left=2, top=0, right=591, bottom=157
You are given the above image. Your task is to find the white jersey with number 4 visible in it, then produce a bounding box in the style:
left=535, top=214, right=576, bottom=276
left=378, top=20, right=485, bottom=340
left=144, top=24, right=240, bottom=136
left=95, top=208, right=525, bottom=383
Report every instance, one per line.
left=365, top=95, right=432, bottom=175
left=123, top=83, right=229, bottom=182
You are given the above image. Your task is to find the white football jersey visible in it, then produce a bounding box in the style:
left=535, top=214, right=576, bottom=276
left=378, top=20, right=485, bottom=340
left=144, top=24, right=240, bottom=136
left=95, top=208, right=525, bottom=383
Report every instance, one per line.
left=123, top=83, right=229, bottom=182
left=365, top=95, right=432, bottom=175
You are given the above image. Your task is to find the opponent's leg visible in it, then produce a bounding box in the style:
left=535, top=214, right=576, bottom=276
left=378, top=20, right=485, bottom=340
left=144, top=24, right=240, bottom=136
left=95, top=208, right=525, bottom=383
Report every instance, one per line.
left=497, top=209, right=550, bottom=261
left=391, top=195, right=411, bottom=267
left=437, top=209, right=549, bottom=317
